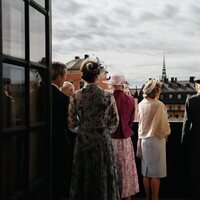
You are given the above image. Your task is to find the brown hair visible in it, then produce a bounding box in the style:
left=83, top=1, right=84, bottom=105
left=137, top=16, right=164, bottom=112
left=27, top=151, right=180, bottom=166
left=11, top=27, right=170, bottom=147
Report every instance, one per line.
left=80, top=59, right=101, bottom=83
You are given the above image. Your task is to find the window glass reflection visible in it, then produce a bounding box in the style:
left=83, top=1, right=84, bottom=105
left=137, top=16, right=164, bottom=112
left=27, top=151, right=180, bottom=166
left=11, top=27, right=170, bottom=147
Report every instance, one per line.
left=30, top=7, right=46, bottom=64
left=2, top=0, right=25, bottom=58
left=2, top=64, right=25, bottom=128
left=30, top=69, right=46, bottom=122
left=1, top=134, right=25, bottom=196
left=29, top=128, right=49, bottom=183
left=34, top=0, right=45, bottom=8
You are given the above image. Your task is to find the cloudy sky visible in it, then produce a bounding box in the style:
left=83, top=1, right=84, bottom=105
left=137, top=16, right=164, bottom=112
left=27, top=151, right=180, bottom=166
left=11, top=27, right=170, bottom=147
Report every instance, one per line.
left=52, top=0, right=200, bottom=87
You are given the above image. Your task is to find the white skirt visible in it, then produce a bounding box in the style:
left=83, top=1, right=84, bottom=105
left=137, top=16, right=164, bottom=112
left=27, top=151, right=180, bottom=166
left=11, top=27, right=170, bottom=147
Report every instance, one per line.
left=141, top=137, right=167, bottom=178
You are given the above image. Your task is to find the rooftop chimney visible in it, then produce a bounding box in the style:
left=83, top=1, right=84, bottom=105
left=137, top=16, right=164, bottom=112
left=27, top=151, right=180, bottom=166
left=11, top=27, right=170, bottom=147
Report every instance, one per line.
left=164, top=77, right=168, bottom=83
left=84, top=54, right=89, bottom=59
left=189, top=76, right=195, bottom=83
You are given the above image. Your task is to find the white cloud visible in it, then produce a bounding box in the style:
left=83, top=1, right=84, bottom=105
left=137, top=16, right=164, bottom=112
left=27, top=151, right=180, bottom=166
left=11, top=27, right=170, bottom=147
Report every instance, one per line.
left=52, top=0, right=200, bottom=87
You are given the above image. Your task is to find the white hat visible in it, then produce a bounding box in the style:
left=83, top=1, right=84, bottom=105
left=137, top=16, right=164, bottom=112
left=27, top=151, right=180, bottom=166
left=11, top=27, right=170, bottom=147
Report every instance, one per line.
left=143, top=79, right=157, bottom=95
left=103, top=74, right=127, bottom=85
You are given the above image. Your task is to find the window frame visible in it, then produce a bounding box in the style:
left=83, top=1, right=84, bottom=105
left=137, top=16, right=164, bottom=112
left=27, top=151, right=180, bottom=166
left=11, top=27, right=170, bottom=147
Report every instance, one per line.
left=0, top=0, right=52, bottom=199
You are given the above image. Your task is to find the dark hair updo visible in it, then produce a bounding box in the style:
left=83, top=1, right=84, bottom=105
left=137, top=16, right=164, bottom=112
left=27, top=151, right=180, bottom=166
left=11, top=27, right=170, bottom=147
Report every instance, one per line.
left=81, top=59, right=102, bottom=83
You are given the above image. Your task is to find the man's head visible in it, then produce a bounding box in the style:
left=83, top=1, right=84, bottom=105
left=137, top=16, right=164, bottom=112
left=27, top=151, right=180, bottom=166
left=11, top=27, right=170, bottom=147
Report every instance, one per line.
left=51, top=61, right=67, bottom=88
left=61, top=81, right=74, bottom=97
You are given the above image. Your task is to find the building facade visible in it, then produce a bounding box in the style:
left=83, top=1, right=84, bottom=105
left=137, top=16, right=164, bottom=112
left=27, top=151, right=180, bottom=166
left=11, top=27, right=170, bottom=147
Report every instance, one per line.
left=0, top=1, right=52, bottom=199
left=134, top=78, right=196, bottom=122
left=159, top=77, right=196, bottom=121
left=136, top=55, right=197, bottom=122
left=66, top=54, right=109, bottom=90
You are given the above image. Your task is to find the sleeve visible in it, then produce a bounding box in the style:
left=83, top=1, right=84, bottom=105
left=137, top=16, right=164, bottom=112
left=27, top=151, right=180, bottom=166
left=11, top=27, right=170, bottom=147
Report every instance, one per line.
left=154, top=103, right=171, bottom=138
left=137, top=103, right=142, bottom=138
left=181, top=98, right=191, bottom=144
left=130, top=96, right=135, bottom=122
left=68, top=95, right=79, bottom=133
left=159, top=104, right=171, bottom=137
left=107, top=94, right=119, bottom=133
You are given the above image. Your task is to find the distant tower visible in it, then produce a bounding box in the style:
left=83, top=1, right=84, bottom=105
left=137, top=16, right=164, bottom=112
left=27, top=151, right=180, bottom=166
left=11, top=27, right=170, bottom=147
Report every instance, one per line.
left=162, top=53, right=167, bottom=80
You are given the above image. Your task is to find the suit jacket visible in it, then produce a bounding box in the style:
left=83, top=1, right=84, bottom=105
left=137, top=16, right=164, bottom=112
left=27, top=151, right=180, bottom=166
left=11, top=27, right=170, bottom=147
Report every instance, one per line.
left=182, top=93, right=200, bottom=149
left=112, top=90, right=135, bottom=139
left=51, top=84, right=71, bottom=199
left=52, top=84, right=69, bottom=152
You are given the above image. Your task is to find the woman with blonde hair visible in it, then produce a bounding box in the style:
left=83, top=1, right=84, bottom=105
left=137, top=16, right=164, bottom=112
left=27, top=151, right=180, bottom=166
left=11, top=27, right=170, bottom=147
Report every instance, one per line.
left=137, top=79, right=170, bottom=200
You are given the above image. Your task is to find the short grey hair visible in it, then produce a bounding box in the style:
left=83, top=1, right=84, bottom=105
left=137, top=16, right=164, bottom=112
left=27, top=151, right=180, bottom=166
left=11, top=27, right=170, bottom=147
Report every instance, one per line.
left=61, top=81, right=74, bottom=90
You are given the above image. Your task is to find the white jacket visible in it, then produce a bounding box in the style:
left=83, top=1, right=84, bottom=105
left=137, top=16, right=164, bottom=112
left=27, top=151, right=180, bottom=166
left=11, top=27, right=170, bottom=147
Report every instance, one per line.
left=138, top=98, right=171, bottom=139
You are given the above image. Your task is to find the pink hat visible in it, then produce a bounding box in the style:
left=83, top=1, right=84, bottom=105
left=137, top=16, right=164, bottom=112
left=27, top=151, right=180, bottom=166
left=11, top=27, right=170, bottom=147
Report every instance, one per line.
left=103, top=74, right=127, bottom=85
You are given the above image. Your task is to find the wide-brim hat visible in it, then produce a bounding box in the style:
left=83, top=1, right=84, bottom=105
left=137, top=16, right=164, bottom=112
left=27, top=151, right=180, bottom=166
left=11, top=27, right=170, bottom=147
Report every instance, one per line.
left=103, top=74, right=127, bottom=85
left=194, top=79, right=200, bottom=84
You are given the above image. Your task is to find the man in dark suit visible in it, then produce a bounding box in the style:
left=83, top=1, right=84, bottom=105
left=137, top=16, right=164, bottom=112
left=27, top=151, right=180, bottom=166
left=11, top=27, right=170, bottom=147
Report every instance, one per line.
left=182, top=79, right=200, bottom=200
left=51, top=61, right=70, bottom=200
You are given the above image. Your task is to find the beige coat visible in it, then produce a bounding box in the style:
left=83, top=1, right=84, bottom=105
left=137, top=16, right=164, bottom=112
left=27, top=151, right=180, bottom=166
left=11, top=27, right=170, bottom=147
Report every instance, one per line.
left=138, top=98, right=171, bottom=139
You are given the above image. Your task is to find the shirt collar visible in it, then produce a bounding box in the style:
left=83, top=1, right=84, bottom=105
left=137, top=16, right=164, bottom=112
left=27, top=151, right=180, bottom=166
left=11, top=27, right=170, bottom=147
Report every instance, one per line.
left=51, top=83, right=60, bottom=90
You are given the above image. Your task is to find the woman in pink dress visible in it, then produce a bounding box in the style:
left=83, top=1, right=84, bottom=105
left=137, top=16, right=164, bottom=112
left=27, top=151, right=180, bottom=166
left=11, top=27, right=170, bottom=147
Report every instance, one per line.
left=104, top=74, right=139, bottom=200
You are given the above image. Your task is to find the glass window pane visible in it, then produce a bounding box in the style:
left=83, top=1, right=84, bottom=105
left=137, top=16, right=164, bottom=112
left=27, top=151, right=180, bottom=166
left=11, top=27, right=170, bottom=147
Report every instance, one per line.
left=34, top=0, right=45, bottom=8
left=1, top=134, right=25, bottom=197
left=178, top=94, right=181, bottom=99
left=30, top=6, right=46, bottom=64
left=2, top=64, right=25, bottom=128
left=2, top=0, right=25, bottom=58
left=29, top=128, right=49, bottom=184
left=30, top=68, right=47, bottom=122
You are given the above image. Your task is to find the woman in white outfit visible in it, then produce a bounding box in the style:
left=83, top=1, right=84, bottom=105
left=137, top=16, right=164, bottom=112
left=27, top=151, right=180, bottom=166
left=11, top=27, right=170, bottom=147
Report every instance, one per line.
left=137, top=79, right=171, bottom=200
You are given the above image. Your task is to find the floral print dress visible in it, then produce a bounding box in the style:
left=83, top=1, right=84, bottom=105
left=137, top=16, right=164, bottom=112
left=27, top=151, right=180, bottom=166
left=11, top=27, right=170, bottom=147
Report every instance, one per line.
left=68, top=83, right=120, bottom=200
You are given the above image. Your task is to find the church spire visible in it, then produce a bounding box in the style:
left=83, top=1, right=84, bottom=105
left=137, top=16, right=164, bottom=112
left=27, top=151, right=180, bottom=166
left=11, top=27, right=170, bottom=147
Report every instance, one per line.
left=162, top=53, right=167, bottom=80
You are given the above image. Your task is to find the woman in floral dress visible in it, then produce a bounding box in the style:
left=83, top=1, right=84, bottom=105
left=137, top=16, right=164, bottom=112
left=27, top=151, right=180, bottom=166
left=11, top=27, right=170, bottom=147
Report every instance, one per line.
left=68, top=58, right=120, bottom=200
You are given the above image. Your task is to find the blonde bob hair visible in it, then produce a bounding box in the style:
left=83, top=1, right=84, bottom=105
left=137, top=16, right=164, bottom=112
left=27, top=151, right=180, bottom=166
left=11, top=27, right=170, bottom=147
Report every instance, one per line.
left=143, top=79, right=162, bottom=99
